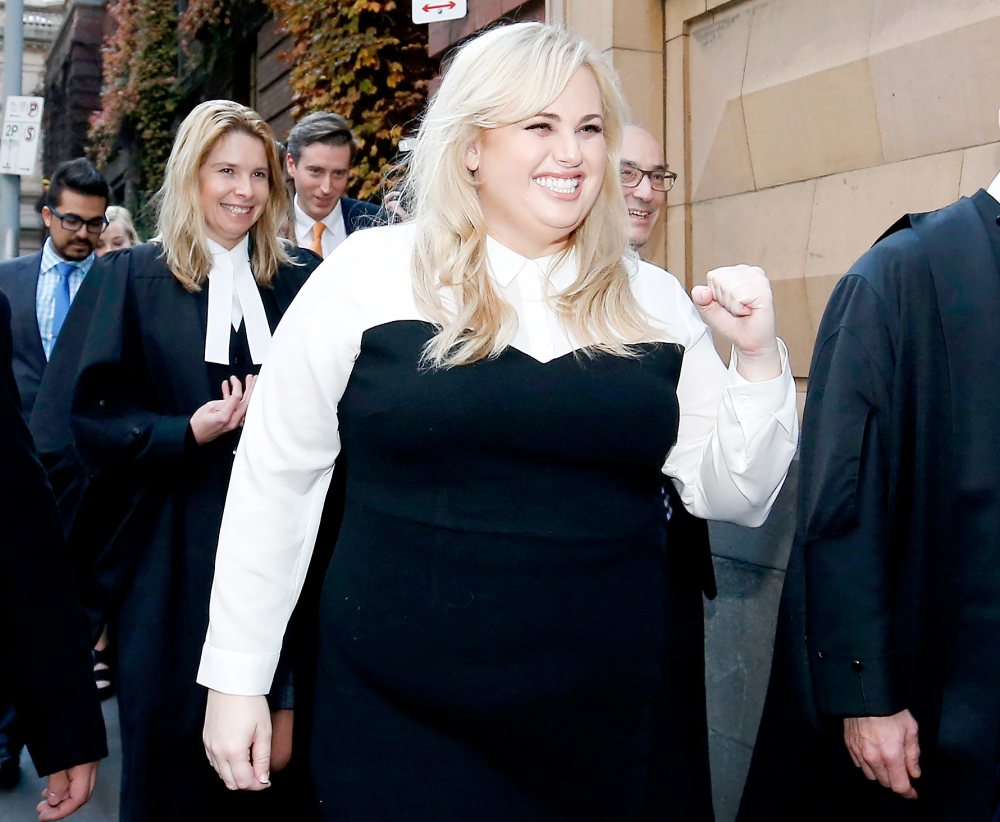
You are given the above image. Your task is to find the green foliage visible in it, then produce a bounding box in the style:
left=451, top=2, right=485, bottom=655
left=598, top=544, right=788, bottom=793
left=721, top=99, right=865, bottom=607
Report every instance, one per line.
left=264, top=0, right=435, bottom=198
left=89, top=0, right=434, bottom=207
left=88, top=0, right=179, bottom=204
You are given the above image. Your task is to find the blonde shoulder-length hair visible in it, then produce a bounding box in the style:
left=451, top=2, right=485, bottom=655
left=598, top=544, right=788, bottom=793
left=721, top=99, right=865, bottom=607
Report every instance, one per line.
left=105, top=205, right=140, bottom=245
left=401, top=22, right=650, bottom=368
left=153, top=100, right=293, bottom=292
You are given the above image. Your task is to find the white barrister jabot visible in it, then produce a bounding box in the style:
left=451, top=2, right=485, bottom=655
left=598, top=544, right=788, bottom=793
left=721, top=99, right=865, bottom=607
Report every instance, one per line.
left=204, top=234, right=272, bottom=365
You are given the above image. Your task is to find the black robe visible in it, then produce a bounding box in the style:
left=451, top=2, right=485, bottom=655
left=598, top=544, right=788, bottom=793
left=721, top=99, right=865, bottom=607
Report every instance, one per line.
left=0, top=291, right=107, bottom=778
left=30, top=241, right=320, bottom=821
left=739, top=189, right=1000, bottom=821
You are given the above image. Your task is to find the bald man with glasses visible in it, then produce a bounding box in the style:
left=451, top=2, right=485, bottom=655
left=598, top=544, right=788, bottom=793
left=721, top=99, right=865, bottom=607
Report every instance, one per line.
left=620, top=125, right=677, bottom=252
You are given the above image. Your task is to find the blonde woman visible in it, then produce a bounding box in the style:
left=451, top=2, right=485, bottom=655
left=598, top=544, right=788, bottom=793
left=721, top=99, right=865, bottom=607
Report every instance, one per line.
left=201, top=24, right=797, bottom=820
left=39, top=100, right=321, bottom=820
left=94, top=205, right=140, bottom=256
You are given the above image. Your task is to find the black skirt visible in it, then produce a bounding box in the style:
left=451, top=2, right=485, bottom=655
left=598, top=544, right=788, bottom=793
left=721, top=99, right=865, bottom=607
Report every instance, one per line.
left=306, top=321, right=713, bottom=821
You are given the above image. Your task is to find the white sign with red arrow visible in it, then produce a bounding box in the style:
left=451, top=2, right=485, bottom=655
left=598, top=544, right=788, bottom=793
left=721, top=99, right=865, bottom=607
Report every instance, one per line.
left=412, top=0, right=467, bottom=24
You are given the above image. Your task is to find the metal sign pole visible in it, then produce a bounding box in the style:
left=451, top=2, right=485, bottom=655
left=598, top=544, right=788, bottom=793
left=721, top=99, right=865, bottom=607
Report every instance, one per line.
left=0, top=0, right=23, bottom=260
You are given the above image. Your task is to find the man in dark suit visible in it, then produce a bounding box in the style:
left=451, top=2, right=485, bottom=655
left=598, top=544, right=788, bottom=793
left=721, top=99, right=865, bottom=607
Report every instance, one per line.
left=0, top=290, right=107, bottom=817
left=284, top=111, right=380, bottom=258
left=739, top=155, right=1000, bottom=818
left=0, top=157, right=110, bottom=421
left=0, top=157, right=109, bottom=788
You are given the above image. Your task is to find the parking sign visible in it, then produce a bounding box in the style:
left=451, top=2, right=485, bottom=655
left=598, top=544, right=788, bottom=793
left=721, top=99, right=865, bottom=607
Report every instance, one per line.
left=0, top=96, right=44, bottom=176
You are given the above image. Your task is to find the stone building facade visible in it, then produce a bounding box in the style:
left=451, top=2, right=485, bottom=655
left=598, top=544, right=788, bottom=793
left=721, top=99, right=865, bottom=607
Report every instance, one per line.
left=665, top=3, right=1000, bottom=817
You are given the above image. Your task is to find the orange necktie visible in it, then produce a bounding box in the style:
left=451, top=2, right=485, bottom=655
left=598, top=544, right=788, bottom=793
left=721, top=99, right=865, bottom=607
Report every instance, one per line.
left=309, top=221, right=325, bottom=256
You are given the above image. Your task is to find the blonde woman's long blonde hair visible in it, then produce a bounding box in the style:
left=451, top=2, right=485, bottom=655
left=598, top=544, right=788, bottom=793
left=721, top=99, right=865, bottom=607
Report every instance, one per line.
left=105, top=205, right=140, bottom=245
left=401, top=23, right=650, bottom=368
left=153, top=100, right=293, bottom=292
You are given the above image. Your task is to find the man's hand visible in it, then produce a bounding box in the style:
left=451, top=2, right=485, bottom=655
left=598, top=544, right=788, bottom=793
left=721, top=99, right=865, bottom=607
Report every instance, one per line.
left=35, top=761, right=98, bottom=821
left=691, top=265, right=781, bottom=382
left=190, top=375, right=257, bottom=445
left=844, top=709, right=921, bottom=799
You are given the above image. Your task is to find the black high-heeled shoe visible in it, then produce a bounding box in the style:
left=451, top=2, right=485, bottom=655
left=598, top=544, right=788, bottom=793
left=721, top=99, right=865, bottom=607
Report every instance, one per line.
left=93, top=646, right=115, bottom=701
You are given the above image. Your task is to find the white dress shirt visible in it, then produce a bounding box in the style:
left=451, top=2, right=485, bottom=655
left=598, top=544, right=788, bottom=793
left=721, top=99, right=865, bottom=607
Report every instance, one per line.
left=198, top=223, right=798, bottom=695
left=293, top=195, right=346, bottom=258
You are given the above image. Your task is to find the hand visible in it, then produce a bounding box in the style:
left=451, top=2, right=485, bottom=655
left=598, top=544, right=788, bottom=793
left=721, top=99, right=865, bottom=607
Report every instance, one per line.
left=843, top=710, right=921, bottom=799
left=35, top=761, right=98, bottom=821
left=383, top=190, right=409, bottom=220
left=203, top=690, right=271, bottom=791
left=190, top=375, right=258, bottom=445
left=270, top=709, right=293, bottom=772
left=691, top=265, right=781, bottom=382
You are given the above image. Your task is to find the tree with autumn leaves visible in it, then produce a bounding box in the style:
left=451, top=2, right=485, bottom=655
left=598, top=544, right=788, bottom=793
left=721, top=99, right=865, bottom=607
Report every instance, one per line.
left=271, top=0, right=432, bottom=198
left=88, top=0, right=179, bottom=205
left=89, top=0, right=435, bottom=215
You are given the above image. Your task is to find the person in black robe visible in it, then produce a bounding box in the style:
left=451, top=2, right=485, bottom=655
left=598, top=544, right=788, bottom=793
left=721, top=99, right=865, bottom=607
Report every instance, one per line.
left=738, top=169, right=1000, bottom=821
left=30, top=100, right=321, bottom=822
left=0, top=290, right=107, bottom=820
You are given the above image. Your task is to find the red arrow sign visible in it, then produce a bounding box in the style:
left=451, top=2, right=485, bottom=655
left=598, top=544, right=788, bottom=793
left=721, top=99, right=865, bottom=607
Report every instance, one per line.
left=412, top=0, right=465, bottom=23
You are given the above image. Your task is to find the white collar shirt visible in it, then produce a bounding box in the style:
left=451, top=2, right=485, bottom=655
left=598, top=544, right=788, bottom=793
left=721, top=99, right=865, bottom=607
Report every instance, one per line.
left=483, top=235, right=579, bottom=364
left=204, top=234, right=272, bottom=364
left=294, top=195, right=346, bottom=258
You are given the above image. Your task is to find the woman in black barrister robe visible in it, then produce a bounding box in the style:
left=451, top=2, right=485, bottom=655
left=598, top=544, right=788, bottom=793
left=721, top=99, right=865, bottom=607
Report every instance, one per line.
left=35, top=100, right=321, bottom=821
left=200, top=24, right=798, bottom=821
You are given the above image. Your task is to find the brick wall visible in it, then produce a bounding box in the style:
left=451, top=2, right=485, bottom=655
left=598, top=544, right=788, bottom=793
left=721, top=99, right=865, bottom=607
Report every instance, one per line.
left=254, top=16, right=295, bottom=143
left=41, top=0, right=105, bottom=174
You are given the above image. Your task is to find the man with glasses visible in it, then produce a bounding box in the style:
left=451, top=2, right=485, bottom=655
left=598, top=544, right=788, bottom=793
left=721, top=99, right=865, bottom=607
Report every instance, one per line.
left=0, top=157, right=109, bottom=423
left=0, top=156, right=108, bottom=790
left=285, top=112, right=380, bottom=258
left=620, top=125, right=677, bottom=252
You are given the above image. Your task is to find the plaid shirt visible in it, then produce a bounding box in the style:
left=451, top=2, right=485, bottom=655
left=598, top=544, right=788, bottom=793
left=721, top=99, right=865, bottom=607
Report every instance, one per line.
left=36, top=239, right=95, bottom=360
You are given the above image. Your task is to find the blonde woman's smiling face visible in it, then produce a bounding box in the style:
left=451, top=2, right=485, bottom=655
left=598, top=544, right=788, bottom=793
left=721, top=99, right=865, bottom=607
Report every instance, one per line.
left=95, top=220, right=133, bottom=256
left=465, top=68, right=607, bottom=259
left=198, top=131, right=270, bottom=249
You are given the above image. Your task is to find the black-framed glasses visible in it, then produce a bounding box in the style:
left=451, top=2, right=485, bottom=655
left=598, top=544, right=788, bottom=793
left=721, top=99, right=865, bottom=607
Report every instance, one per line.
left=620, top=162, right=677, bottom=192
left=48, top=206, right=109, bottom=234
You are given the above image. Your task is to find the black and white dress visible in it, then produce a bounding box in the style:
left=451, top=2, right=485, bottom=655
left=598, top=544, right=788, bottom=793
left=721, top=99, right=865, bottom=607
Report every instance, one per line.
left=198, top=225, right=797, bottom=820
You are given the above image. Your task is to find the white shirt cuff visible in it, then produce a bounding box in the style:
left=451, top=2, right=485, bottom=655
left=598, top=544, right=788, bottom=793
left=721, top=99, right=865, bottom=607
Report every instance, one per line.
left=725, top=338, right=797, bottom=437
left=196, top=642, right=279, bottom=696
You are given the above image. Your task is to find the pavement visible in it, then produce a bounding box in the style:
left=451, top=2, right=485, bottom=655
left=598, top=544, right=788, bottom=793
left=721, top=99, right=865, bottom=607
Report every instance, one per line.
left=0, top=696, right=121, bottom=821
